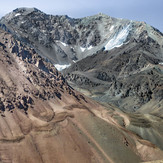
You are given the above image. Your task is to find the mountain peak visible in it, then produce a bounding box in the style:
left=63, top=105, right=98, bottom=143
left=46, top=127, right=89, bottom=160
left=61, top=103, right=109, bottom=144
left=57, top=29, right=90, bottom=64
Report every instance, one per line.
left=0, top=8, right=162, bottom=66
left=13, top=7, right=41, bottom=13
left=2, top=7, right=43, bottom=21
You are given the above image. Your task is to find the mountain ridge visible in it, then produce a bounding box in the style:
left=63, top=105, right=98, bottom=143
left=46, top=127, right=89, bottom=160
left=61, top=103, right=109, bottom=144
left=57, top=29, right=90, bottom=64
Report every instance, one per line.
left=1, top=7, right=162, bottom=68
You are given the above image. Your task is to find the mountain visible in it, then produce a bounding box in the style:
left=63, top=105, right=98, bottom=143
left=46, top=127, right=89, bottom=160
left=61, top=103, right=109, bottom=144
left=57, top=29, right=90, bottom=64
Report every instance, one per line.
left=0, top=8, right=163, bottom=162
left=1, top=7, right=162, bottom=68
left=0, top=8, right=162, bottom=111
left=64, top=34, right=163, bottom=113
left=1, top=26, right=163, bottom=163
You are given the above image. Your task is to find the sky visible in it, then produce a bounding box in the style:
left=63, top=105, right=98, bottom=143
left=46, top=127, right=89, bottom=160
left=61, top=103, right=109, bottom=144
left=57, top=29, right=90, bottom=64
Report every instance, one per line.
left=0, top=0, right=162, bottom=32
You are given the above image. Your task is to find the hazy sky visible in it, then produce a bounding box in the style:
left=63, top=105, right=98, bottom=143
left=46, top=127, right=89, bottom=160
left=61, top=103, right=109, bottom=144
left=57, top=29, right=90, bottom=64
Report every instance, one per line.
left=0, top=0, right=162, bottom=32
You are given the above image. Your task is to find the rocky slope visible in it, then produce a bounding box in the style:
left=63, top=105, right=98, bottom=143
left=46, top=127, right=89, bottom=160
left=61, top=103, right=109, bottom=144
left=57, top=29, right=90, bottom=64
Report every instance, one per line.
left=1, top=24, right=163, bottom=163
left=0, top=8, right=162, bottom=68
left=0, top=7, right=162, bottom=113
left=64, top=34, right=163, bottom=113
left=0, top=8, right=163, bottom=162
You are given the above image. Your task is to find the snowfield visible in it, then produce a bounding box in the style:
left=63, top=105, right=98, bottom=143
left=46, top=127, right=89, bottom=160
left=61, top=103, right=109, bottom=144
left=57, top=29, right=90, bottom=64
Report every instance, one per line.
left=54, top=64, right=71, bottom=71
left=15, top=13, right=21, bottom=17
left=105, top=23, right=131, bottom=50
left=56, top=41, right=68, bottom=47
left=80, top=47, right=86, bottom=52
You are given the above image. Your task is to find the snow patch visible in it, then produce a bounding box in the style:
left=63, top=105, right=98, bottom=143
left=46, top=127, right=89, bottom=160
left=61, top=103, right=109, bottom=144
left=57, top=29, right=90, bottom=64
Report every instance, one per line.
left=56, top=41, right=67, bottom=47
left=105, top=24, right=131, bottom=51
left=60, top=42, right=67, bottom=47
left=54, top=64, right=71, bottom=71
left=81, top=46, right=93, bottom=51
left=15, top=13, right=21, bottom=17
left=41, top=30, right=46, bottom=33
left=88, top=45, right=93, bottom=50
left=110, top=25, right=114, bottom=31
left=80, top=47, right=86, bottom=52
